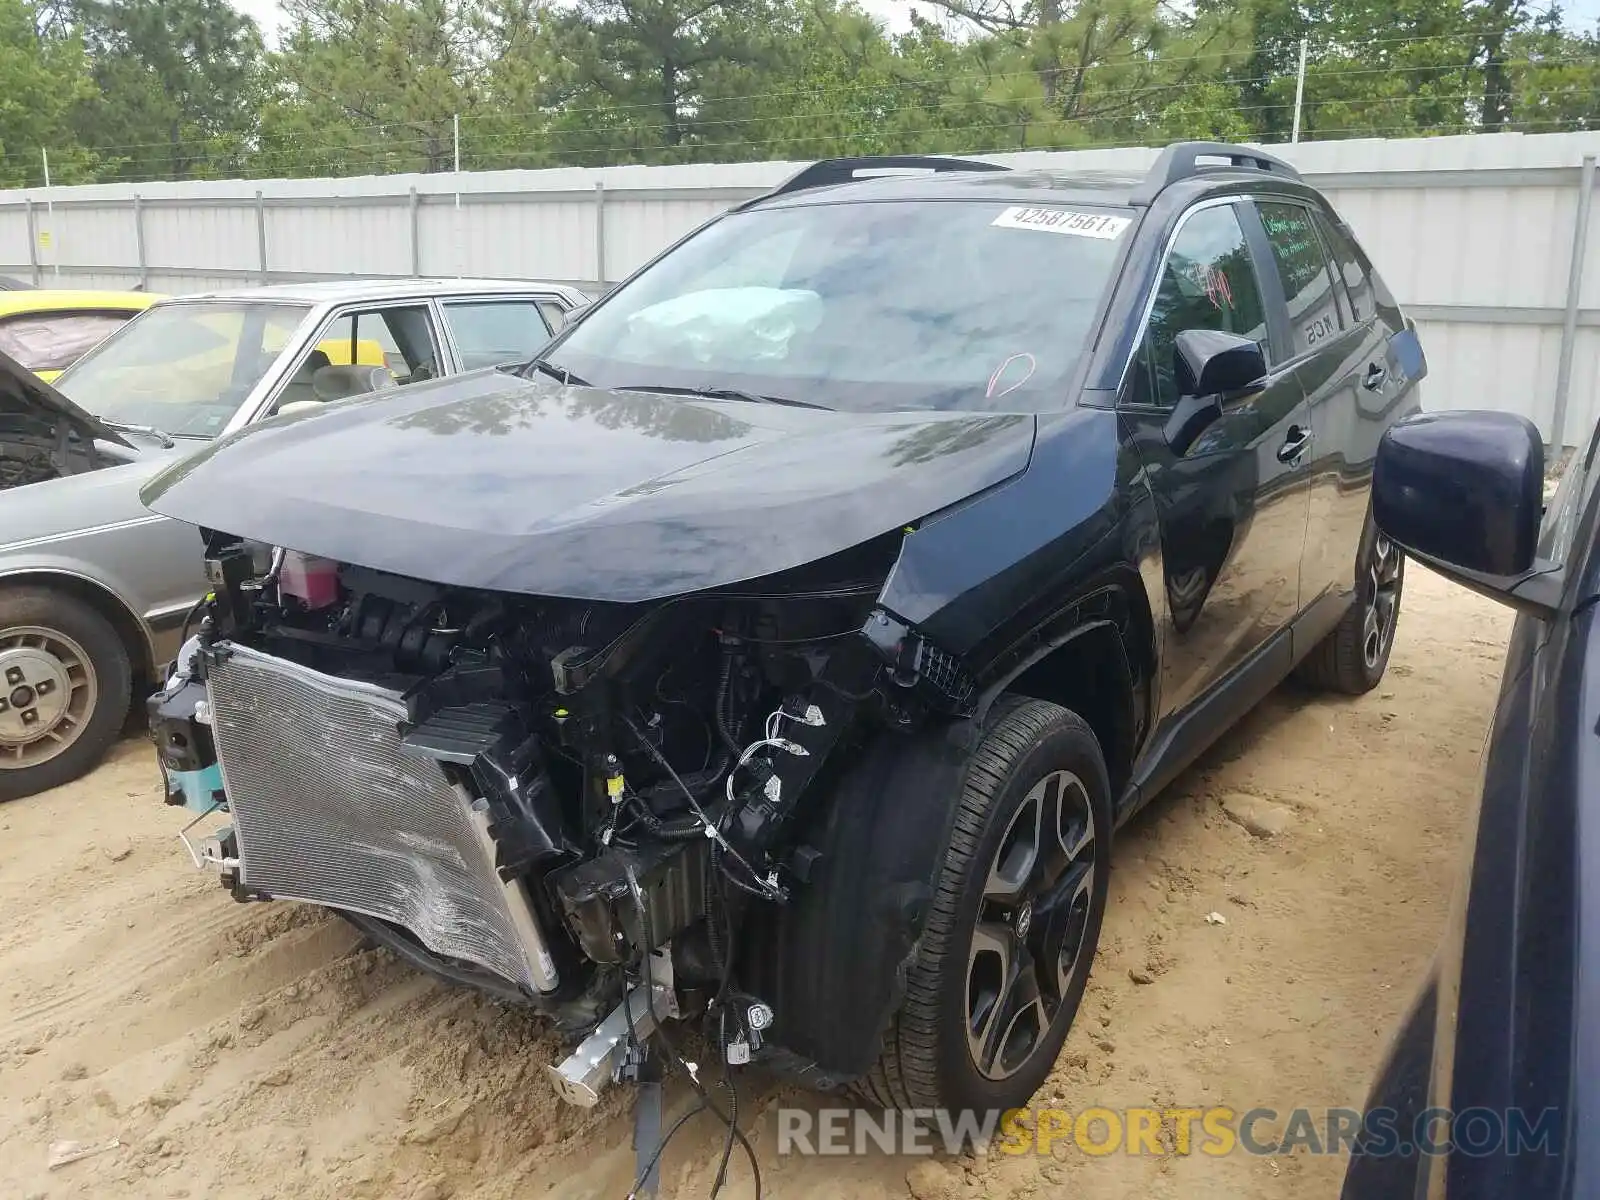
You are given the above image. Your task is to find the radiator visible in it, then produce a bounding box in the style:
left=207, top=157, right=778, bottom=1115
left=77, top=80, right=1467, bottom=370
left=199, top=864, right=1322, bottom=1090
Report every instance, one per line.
left=205, top=642, right=558, bottom=995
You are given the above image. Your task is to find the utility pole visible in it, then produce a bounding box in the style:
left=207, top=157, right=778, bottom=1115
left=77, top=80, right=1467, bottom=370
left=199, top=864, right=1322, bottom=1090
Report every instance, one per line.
left=453, top=113, right=463, bottom=278
left=1291, top=38, right=1308, bottom=144
left=42, top=147, right=59, bottom=284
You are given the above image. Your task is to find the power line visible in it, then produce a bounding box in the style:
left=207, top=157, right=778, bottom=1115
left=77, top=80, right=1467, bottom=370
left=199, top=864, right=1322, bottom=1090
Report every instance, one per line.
left=445, top=27, right=1600, bottom=125
left=66, top=50, right=1600, bottom=163
left=50, top=90, right=1596, bottom=189
left=57, top=24, right=1598, bottom=158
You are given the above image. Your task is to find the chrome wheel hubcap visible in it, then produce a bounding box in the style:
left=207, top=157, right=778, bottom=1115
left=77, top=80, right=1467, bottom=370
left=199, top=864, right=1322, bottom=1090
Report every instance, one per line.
left=965, top=769, right=1097, bottom=1081
left=0, top=627, right=97, bottom=768
left=1363, top=533, right=1403, bottom=671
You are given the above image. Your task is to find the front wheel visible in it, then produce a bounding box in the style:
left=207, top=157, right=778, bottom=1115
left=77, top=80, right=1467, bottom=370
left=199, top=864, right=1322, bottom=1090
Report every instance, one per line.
left=0, top=587, right=132, bottom=802
left=859, top=697, right=1113, bottom=1113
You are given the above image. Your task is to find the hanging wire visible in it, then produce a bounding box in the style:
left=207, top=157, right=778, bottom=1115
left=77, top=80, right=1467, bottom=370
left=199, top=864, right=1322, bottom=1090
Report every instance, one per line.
left=46, top=34, right=1600, bottom=162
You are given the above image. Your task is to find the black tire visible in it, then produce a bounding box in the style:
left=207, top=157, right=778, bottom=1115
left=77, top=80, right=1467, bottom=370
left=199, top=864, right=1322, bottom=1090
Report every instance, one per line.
left=1296, top=515, right=1405, bottom=695
left=0, top=586, right=132, bottom=802
left=856, top=696, right=1113, bottom=1113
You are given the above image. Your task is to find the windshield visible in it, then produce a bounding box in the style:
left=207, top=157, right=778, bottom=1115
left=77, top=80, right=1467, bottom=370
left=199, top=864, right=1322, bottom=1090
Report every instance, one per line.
left=0, top=311, right=136, bottom=373
left=545, top=199, right=1132, bottom=412
left=55, top=301, right=312, bottom=437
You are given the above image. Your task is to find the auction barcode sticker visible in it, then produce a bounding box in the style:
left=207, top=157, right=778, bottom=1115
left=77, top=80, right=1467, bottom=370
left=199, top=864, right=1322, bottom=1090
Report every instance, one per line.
left=991, top=207, right=1131, bottom=239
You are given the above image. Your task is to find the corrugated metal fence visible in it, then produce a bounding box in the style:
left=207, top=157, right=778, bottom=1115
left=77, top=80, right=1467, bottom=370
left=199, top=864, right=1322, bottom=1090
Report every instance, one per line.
left=2, top=131, right=1597, bottom=444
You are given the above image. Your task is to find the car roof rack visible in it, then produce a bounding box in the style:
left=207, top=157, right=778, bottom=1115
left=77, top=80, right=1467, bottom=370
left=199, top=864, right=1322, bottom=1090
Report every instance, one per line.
left=1131, top=141, right=1302, bottom=204
left=742, top=154, right=1009, bottom=207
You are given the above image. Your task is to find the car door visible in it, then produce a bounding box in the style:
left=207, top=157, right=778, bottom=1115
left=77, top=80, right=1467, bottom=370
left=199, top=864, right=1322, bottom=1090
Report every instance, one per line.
left=261, top=302, right=447, bottom=418
left=438, top=296, right=566, bottom=372
left=1249, top=198, right=1387, bottom=622
left=1290, top=204, right=1408, bottom=616
left=1119, top=198, right=1314, bottom=726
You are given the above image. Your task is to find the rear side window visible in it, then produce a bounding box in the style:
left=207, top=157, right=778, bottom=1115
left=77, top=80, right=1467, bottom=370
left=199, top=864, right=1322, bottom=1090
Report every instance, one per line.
left=1129, top=203, right=1269, bottom=409
left=1258, top=201, right=1342, bottom=356
left=0, top=310, right=134, bottom=372
left=1312, top=211, right=1374, bottom=324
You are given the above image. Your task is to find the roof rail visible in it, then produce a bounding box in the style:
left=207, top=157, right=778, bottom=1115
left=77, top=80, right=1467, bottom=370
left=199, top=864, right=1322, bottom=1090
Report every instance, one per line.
left=743, top=154, right=1008, bottom=207
left=1131, top=141, right=1301, bottom=204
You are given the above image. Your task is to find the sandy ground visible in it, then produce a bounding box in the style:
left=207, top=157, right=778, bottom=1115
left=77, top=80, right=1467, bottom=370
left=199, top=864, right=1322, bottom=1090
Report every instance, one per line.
left=0, top=566, right=1513, bottom=1200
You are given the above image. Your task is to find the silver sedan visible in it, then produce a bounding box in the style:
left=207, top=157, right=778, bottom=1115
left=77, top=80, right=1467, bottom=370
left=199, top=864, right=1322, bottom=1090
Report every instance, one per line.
left=0, top=276, right=587, bottom=800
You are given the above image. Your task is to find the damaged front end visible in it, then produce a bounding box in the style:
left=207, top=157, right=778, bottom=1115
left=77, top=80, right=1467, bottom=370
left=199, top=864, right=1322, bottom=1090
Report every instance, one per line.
left=149, top=526, right=977, bottom=1104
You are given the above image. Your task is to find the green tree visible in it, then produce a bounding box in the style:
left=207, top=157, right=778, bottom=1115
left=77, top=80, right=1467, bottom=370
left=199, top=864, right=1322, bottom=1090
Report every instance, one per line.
left=4, top=0, right=1582, bottom=186
left=1505, top=9, right=1600, bottom=131
left=528, top=0, right=788, bottom=163
left=0, top=0, right=100, bottom=186
left=261, top=0, right=486, bottom=176
left=69, top=0, right=265, bottom=180
left=913, top=0, right=1251, bottom=137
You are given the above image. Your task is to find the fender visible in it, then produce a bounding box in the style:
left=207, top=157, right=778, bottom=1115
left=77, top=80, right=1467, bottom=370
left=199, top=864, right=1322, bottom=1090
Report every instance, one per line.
left=0, top=562, right=157, bottom=674
left=973, top=572, right=1152, bottom=725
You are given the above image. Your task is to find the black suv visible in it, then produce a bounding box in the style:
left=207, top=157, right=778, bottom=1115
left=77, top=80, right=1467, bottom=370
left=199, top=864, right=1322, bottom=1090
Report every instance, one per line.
left=144, top=142, right=1424, bottom=1116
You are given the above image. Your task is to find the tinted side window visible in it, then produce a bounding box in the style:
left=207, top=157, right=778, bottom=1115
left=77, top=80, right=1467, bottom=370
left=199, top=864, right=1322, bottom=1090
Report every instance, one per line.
left=1258, top=201, right=1342, bottom=356
left=1312, top=211, right=1374, bottom=324
left=444, top=300, right=553, bottom=371
left=0, top=311, right=134, bottom=372
left=1130, top=203, right=1269, bottom=409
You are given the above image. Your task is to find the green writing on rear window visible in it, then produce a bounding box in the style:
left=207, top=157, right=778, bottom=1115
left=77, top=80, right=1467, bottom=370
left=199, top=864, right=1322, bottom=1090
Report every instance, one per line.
left=1260, top=205, right=1328, bottom=298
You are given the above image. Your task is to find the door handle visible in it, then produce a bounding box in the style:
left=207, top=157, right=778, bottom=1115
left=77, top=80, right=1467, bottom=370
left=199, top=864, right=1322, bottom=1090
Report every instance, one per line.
left=1363, top=362, right=1388, bottom=391
left=1277, top=426, right=1311, bottom=464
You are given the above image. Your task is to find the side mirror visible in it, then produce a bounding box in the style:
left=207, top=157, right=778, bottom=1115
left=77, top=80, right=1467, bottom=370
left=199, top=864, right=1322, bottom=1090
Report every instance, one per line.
left=1164, top=330, right=1265, bottom=454
left=1176, top=328, right=1266, bottom=397
left=275, top=399, right=324, bottom=417
left=1373, top=410, right=1558, bottom=615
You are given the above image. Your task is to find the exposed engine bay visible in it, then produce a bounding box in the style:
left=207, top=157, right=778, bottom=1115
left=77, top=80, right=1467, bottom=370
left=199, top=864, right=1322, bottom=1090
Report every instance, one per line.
left=150, top=531, right=978, bottom=1107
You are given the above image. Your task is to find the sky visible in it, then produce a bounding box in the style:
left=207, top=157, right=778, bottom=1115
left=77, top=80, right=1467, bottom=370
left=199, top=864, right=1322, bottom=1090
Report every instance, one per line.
left=228, top=0, right=931, bottom=42
left=228, top=0, right=1600, bottom=54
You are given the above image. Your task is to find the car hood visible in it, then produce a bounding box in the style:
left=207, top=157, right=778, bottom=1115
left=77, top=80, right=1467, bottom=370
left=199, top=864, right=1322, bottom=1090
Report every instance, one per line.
left=0, top=346, right=132, bottom=448
left=141, top=372, right=1037, bottom=602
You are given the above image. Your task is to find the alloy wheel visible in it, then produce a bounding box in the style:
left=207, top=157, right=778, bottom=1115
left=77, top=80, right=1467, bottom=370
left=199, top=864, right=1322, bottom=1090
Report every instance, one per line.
left=965, top=769, right=1098, bottom=1081
left=0, top=625, right=99, bottom=769
left=1363, top=533, right=1403, bottom=671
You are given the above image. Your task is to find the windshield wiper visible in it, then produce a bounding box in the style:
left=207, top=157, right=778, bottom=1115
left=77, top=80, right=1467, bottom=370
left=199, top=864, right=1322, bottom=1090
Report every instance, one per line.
left=95, top=417, right=174, bottom=448
left=616, top=383, right=832, bottom=411
left=525, top=357, right=590, bottom=388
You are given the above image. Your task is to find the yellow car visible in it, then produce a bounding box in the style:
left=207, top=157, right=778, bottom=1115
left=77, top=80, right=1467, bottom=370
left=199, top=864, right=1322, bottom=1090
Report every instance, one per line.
left=0, top=289, right=162, bottom=381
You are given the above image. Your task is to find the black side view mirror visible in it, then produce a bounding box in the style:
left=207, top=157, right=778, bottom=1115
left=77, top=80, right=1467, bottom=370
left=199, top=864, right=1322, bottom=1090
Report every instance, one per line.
left=1164, top=329, right=1266, bottom=454
left=1373, top=410, right=1557, bottom=615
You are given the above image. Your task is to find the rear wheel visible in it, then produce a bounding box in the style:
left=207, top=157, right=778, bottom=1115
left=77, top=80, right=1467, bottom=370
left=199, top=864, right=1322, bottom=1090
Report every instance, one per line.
left=1297, top=516, right=1404, bottom=695
left=0, top=587, right=132, bottom=802
left=858, top=697, right=1113, bottom=1112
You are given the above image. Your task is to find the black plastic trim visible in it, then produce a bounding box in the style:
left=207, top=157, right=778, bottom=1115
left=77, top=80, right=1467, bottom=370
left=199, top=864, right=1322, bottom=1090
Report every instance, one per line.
left=1131, top=142, right=1302, bottom=205
left=746, top=155, right=1009, bottom=207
